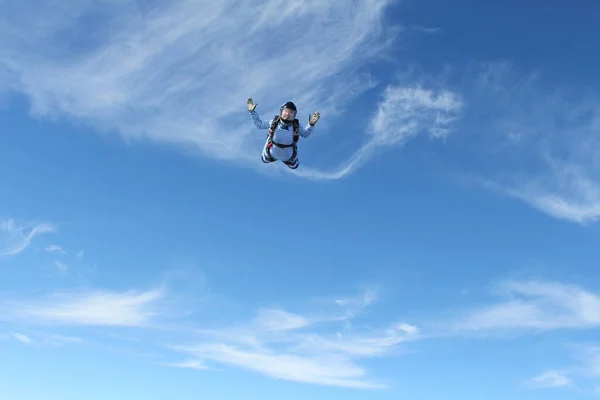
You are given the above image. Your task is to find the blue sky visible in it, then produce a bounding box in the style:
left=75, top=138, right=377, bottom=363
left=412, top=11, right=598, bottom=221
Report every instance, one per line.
left=2, top=0, right=600, bottom=398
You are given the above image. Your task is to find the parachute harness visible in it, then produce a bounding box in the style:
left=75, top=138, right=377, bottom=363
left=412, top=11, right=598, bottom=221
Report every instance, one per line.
left=265, top=115, right=300, bottom=167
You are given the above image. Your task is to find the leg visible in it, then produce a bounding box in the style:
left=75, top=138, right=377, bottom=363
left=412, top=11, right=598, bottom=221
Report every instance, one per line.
left=261, top=140, right=276, bottom=163
left=261, top=152, right=276, bottom=163
left=284, top=159, right=299, bottom=169
left=283, top=151, right=299, bottom=169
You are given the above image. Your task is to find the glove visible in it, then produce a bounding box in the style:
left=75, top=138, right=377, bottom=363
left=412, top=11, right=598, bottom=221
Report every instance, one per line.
left=247, top=97, right=257, bottom=113
left=309, top=111, right=320, bottom=126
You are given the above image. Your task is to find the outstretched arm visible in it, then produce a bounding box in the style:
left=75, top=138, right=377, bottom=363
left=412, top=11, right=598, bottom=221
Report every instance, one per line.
left=250, top=110, right=271, bottom=130
left=247, top=97, right=270, bottom=129
left=299, top=112, right=320, bottom=138
left=299, top=123, right=314, bottom=138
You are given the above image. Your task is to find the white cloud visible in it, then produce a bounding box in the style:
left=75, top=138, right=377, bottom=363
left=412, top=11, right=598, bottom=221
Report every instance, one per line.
left=176, top=342, right=385, bottom=388
left=368, top=85, right=463, bottom=144
left=294, top=84, right=464, bottom=180
left=0, top=216, right=414, bottom=389
left=289, top=323, right=419, bottom=357
left=335, top=286, right=378, bottom=308
left=453, top=280, right=600, bottom=333
left=438, top=279, right=600, bottom=394
left=11, top=332, right=33, bottom=344
left=253, top=308, right=310, bottom=332
left=0, top=0, right=463, bottom=180
left=0, top=218, right=54, bottom=256
left=165, top=359, right=209, bottom=370
left=45, top=245, right=66, bottom=254
left=2, top=287, right=166, bottom=327
left=35, top=332, right=85, bottom=346
left=0, top=0, right=422, bottom=176
left=167, top=291, right=418, bottom=388
left=524, top=345, right=600, bottom=394
left=461, top=62, right=600, bottom=224
left=1, top=329, right=84, bottom=347
left=531, top=370, right=571, bottom=388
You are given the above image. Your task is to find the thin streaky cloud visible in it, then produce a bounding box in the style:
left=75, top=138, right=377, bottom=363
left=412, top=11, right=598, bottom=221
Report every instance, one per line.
left=11, top=332, right=33, bottom=344
left=294, top=84, right=464, bottom=180
left=164, top=360, right=209, bottom=370
left=531, top=370, right=571, bottom=388
left=1, top=287, right=167, bottom=327
left=253, top=308, right=311, bottom=332
left=174, top=342, right=387, bottom=389
left=0, top=218, right=54, bottom=256
left=165, top=290, right=418, bottom=389
left=459, top=62, right=600, bottom=224
left=45, top=244, right=66, bottom=254
left=450, top=280, right=600, bottom=334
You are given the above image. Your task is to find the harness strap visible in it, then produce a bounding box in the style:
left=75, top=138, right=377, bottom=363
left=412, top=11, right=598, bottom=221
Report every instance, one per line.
left=266, top=116, right=299, bottom=162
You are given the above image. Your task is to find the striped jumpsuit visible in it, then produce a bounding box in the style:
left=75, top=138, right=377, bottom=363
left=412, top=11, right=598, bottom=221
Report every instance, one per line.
left=250, top=110, right=314, bottom=169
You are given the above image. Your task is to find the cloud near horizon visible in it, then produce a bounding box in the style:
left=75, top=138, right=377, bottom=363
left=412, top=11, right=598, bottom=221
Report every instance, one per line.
left=525, top=345, right=600, bottom=394
left=2, top=218, right=600, bottom=392
left=4, top=288, right=166, bottom=327
left=0, top=277, right=419, bottom=388
left=7, top=270, right=600, bottom=391
left=163, top=286, right=419, bottom=389
left=451, top=279, right=600, bottom=334
left=438, top=278, right=600, bottom=393
left=530, top=370, right=571, bottom=388
left=0, top=221, right=418, bottom=389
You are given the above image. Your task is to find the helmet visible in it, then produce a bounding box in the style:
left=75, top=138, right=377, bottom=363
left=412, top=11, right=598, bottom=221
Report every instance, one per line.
left=280, top=101, right=297, bottom=124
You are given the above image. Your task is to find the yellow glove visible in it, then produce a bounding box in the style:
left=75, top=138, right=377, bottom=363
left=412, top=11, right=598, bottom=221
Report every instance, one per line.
left=309, top=111, right=320, bottom=126
left=247, top=97, right=257, bottom=112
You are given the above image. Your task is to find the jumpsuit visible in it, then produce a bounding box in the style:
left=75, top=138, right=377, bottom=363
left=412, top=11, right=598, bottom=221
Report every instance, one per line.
left=250, top=110, right=314, bottom=169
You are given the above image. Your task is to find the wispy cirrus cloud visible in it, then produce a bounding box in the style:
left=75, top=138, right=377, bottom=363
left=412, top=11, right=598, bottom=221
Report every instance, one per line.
left=455, top=62, right=600, bottom=224
left=1, top=287, right=167, bottom=327
left=4, top=1, right=598, bottom=222
left=253, top=308, right=311, bottom=332
left=168, top=297, right=419, bottom=389
left=531, top=370, right=571, bottom=388
left=295, top=83, right=464, bottom=180
left=164, top=359, right=210, bottom=370
left=10, top=332, right=33, bottom=344
left=0, top=0, right=431, bottom=177
left=452, top=280, right=600, bottom=334
left=0, top=214, right=417, bottom=389
left=173, top=342, right=383, bottom=388
left=334, top=286, right=378, bottom=308
left=1, top=330, right=84, bottom=347
left=0, top=278, right=418, bottom=388
left=439, top=278, right=600, bottom=394
left=525, top=345, right=600, bottom=395
left=0, top=218, right=54, bottom=256
left=45, top=244, right=66, bottom=254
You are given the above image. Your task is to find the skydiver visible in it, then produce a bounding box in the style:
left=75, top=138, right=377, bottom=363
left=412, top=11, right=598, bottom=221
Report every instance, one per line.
left=247, top=97, right=320, bottom=169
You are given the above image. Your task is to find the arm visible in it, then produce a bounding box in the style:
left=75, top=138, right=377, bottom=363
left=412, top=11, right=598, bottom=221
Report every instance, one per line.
left=299, top=112, right=320, bottom=138
left=247, top=97, right=271, bottom=129
left=250, top=110, right=271, bottom=130
left=299, top=123, right=314, bottom=138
